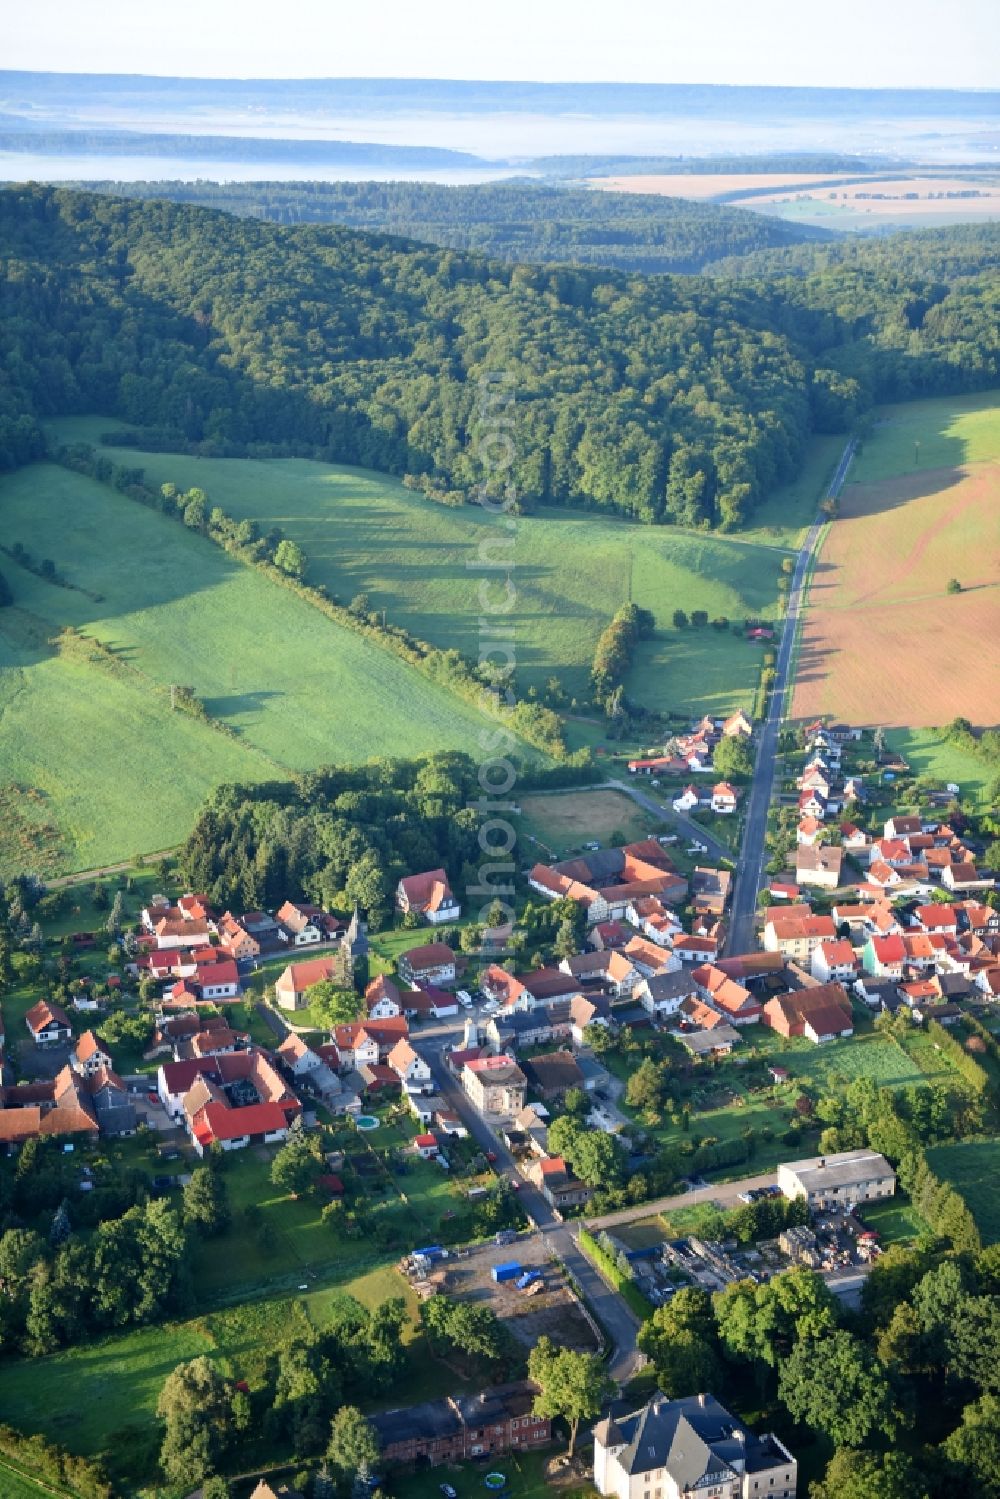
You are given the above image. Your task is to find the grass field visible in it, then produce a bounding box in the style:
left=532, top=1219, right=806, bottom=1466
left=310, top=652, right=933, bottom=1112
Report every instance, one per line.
left=791, top=392, right=1000, bottom=729
left=925, top=1139, right=1000, bottom=1244
left=47, top=418, right=791, bottom=718
left=0, top=462, right=523, bottom=875
left=516, top=787, right=664, bottom=859
left=884, top=726, right=997, bottom=806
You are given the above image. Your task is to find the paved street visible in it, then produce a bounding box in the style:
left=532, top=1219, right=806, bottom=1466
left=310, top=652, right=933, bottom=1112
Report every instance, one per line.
left=425, top=1042, right=643, bottom=1381
left=725, top=438, right=856, bottom=954
left=609, top=779, right=732, bottom=865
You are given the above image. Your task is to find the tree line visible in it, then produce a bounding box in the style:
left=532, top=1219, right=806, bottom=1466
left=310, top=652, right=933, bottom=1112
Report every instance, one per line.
left=2, top=187, right=997, bottom=533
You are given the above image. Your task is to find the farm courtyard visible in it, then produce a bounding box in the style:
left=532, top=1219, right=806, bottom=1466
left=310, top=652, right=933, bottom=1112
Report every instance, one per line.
left=792, top=393, right=1000, bottom=729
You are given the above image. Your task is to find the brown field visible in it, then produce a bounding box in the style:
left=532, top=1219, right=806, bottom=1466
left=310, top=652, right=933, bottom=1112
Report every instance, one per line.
left=744, top=175, right=1000, bottom=216
left=792, top=462, right=1000, bottom=728
left=591, top=172, right=849, bottom=199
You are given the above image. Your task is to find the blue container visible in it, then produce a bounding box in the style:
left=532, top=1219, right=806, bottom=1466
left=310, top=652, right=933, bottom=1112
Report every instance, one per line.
left=492, top=1260, right=522, bottom=1283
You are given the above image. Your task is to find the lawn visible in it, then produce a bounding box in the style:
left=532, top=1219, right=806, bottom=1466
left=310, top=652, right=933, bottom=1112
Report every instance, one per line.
left=791, top=391, right=1000, bottom=730
left=47, top=418, right=787, bottom=718
left=516, top=788, right=664, bottom=860
left=857, top=1194, right=931, bottom=1245
left=925, top=1138, right=1000, bottom=1244
left=0, top=461, right=524, bottom=876
left=885, top=726, right=996, bottom=809
left=0, top=1461, right=70, bottom=1499
left=395, top=1448, right=592, bottom=1499
left=774, top=1033, right=931, bottom=1092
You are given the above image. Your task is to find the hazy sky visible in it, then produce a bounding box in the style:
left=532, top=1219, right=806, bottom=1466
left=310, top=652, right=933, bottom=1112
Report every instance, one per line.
left=6, top=0, right=999, bottom=88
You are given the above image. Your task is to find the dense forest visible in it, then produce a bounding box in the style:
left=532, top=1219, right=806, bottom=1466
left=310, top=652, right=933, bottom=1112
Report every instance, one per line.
left=67, top=179, right=829, bottom=273
left=0, top=186, right=997, bottom=528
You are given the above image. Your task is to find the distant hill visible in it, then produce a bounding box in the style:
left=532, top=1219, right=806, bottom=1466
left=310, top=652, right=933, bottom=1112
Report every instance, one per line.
left=61, top=179, right=833, bottom=275
left=0, top=186, right=997, bottom=531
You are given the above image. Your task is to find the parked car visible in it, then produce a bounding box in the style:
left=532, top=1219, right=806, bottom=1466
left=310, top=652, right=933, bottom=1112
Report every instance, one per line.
left=440, top=1486, right=457, bottom=1498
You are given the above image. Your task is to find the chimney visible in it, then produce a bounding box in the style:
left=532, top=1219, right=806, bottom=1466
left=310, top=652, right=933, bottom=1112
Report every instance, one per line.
left=818, top=1157, right=825, bottom=1168
left=697, top=1393, right=707, bottom=1408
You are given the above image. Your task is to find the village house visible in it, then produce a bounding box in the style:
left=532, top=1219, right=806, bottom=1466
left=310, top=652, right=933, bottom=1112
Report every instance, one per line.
left=628, top=754, right=689, bottom=777
left=216, top=912, right=261, bottom=961
left=621, top=934, right=679, bottom=978
left=762, top=982, right=854, bottom=1044
left=71, top=1029, right=112, bottom=1077
left=528, top=842, right=687, bottom=925
left=395, top=868, right=461, bottom=924
left=862, top=933, right=907, bottom=979
left=763, top=912, right=836, bottom=961
left=779, top=1149, right=895, bottom=1211
left=568, top=993, right=611, bottom=1044
left=333, top=1017, right=409, bottom=1070
left=626, top=896, right=683, bottom=946
left=558, top=949, right=639, bottom=997
left=711, top=781, right=739, bottom=815
left=85, top=1067, right=137, bottom=1137
left=460, top=1054, right=527, bottom=1118
left=372, top=1384, right=550, bottom=1467
left=796, top=816, right=824, bottom=846
left=527, top=1155, right=592, bottom=1210
left=811, top=939, right=859, bottom=985
left=691, top=964, right=761, bottom=1025
left=796, top=844, right=844, bottom=890
left=912, top=903, right=960, bottom=936
left=387, top=1038, right=434, bottom=1092
left=25, top=999, right=72, bottom=1047
left=398, top=942, right=457, bottom=988
left=275, top=901, right=332, bottom=946
left=0, top=1065, right=100, bottom=1148
left=797, top=789, right=828, bottom=820
left=672, top=784, right=710, bottom=813
left=521, top=1049, right=585, bottom=1100
left=942, top=861, right=993, bottom=893
left=593, top=1392, right=796, bottom=1499
left=274, top=955, right=338, bottom=1012
left=671, top=933, right=719, bottom=964
left=365, top=974, right=404, bottom=1018
left=195, top=958, right=240, bottom=1000
left=637, top=970, right=701, bottom=1017
left=690, top=866, right=731, bottom=919
left=486, top=1006, right=571, bottom=1052
left=170, top=1048, right=301, bottom=1155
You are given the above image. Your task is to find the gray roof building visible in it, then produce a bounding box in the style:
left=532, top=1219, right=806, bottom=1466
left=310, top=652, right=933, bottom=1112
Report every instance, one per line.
left=594, top=1392, right=796, bottom=1499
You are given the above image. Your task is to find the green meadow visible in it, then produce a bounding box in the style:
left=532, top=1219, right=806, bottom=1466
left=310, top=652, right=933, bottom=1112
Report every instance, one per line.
left=851, top=391, right=1000, bottom=483
left=47, top=418, right=791, bottom=716
left=0, top=462, right=522, bottom=875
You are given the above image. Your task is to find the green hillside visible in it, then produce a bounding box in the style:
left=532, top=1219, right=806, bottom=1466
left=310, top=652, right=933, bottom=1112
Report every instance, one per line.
left=48, top=419, right=788, bottom=715
left=0, top=462, right=524, bottom=875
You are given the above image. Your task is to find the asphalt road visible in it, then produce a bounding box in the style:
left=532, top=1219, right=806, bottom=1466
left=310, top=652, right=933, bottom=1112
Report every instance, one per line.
left=725, top=438, right=856, bottom=955
left=608, top=779, right=731, bottom=865
left=425, top=1040, right=643, bottom=1381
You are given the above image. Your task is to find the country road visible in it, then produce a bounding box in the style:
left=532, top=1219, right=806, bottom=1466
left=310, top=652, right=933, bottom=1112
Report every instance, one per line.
left=725, top=437, right=856, bottom=955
